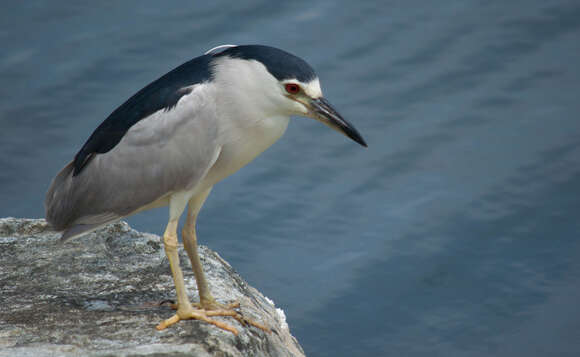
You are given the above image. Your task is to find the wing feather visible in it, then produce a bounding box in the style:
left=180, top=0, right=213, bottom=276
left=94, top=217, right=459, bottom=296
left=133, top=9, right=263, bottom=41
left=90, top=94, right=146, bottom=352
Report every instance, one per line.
left=45, top=85, right=220, bottom=236
left=73, top=54, right=214, bottom=175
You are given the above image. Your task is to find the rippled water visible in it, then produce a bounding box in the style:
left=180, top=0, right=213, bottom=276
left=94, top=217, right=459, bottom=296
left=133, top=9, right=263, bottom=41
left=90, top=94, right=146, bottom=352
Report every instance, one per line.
left=2, top=1, right=580, bottom=356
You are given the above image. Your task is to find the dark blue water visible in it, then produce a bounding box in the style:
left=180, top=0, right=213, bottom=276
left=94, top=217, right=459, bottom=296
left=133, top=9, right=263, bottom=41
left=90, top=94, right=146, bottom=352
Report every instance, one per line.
left=2, top=1, right=580, bottom=356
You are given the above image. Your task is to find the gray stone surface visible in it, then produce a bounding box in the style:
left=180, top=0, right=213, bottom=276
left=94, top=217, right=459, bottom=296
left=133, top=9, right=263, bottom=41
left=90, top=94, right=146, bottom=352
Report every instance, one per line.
left=0, top=218, right=305, bottom=357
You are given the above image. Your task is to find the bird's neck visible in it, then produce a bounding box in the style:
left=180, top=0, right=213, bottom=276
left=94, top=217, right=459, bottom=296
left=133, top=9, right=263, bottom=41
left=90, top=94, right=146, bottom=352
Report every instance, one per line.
left=205, top=106, right=289, bottom=185
left=218, top=109, right=290, bottom=152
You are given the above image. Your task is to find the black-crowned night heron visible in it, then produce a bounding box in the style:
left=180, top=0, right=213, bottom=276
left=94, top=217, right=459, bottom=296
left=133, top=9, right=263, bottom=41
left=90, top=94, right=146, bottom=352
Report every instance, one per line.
left=46, top=44, right=366, bottom=334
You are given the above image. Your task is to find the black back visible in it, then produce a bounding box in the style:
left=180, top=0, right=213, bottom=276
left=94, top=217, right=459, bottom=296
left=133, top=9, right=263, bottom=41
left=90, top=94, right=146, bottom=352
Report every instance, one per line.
left=72, top=45, right=316, bottom=176
left=72, top=55, right=213, bottom=175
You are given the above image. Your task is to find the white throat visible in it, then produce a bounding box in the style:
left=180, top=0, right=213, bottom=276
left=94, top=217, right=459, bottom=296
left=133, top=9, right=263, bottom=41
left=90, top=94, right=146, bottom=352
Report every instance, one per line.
left=204, top=57, right=291, bottom=184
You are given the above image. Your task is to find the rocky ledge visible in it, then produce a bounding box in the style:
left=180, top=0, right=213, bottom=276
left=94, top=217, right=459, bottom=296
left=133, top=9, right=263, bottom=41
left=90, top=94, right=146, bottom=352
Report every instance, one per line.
left=0, top=218, right=305, bottom=357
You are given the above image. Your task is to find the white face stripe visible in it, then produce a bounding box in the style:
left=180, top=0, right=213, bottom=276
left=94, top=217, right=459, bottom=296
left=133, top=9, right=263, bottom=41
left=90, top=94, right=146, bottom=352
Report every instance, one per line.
left=282, top=78, right=322, bottom=98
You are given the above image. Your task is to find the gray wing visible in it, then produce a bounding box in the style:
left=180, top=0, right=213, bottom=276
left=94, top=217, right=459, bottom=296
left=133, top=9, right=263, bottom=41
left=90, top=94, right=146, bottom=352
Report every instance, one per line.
left=45, top=86, right=220, bottom=241
left=72, top=53, right=214, bottom=176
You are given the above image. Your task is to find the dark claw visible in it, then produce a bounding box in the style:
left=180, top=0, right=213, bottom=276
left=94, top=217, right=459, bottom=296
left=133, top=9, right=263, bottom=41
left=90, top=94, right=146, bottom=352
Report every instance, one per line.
left=159, top=299, right=176, bottom=307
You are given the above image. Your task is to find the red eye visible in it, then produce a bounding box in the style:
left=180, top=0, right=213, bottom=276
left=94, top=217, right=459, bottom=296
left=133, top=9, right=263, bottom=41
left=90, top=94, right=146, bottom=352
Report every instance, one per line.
left=285, top=83, right=300, bottom=94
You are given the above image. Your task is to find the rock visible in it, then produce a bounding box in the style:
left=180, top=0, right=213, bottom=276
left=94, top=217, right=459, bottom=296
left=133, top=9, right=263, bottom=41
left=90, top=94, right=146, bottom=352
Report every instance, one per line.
left=0, top=218, right=305, bottom=357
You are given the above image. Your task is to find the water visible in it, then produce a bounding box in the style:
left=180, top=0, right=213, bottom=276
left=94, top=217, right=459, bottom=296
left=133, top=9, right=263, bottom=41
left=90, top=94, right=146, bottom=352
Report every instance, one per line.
left=2, top=1, right=580, bottom=356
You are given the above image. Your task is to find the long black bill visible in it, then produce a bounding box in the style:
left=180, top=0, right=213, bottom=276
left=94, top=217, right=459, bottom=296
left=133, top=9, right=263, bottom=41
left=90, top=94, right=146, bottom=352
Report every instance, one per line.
left=309, top=97, right=367, bottom=147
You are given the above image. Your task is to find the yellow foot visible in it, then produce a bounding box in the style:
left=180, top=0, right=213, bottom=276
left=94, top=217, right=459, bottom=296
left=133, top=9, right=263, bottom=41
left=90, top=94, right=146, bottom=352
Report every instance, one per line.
left=155, top=301, right=270, bottom=335
left=159, top=299, right=238, bottom=311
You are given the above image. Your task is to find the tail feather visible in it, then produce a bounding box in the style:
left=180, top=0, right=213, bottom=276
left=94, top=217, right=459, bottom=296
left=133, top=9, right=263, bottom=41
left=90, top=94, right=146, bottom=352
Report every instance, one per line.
left=59, top=219, right=121, bottom=244
left=46, top=161, right=122, bottom=242
left=45, top=161, right=76, bottom=231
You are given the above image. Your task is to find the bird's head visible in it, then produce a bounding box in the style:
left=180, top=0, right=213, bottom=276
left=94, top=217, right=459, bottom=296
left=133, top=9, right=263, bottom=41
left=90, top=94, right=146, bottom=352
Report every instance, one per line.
left=209, top=45, right=367, bottom=147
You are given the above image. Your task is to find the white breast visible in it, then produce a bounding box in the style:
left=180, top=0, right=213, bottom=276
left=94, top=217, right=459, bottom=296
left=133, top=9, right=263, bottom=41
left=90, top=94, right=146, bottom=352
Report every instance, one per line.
left=204, top=114, right=290, bottom=186
left=199, top=55, right=293, bottom=186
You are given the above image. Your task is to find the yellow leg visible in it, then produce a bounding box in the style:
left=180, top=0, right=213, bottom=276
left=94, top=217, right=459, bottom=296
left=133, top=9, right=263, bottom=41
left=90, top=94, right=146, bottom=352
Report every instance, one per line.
left=156, top=215, right=241, bottom=333
left=156, top=189, right=269, bottom=334
left=161, top=219, right=193, bottom=313
left=182, top=188, right=214, bottom=305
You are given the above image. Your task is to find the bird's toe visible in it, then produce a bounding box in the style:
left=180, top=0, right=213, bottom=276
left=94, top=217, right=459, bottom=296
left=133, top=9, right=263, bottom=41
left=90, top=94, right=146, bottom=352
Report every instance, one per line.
left=155, top=302, right=269, bottom=335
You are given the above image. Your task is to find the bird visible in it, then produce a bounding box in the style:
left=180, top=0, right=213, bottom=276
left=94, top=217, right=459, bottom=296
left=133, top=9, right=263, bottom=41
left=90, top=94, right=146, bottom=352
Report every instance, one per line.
left=45, top=44, right=367, bottom=334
